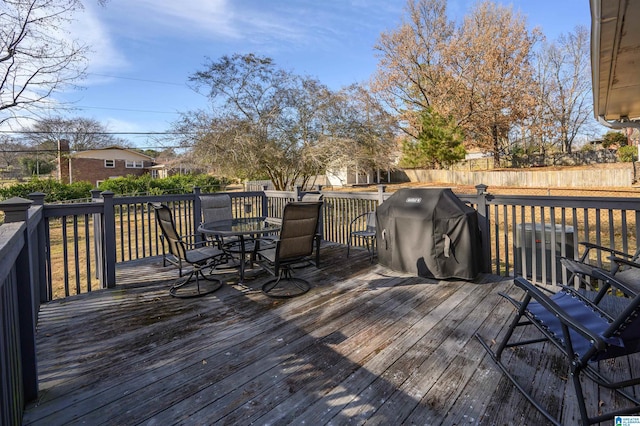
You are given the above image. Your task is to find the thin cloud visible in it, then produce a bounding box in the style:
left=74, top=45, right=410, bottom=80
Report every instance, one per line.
left=98, top=0, right=402, bottom=52
left=71, top=3, right=129, bottom=76
left=118, top=0, right=238, bottom=39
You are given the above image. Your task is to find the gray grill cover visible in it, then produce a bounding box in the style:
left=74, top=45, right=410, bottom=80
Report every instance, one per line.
left=376, top=188, right=483, bottom=280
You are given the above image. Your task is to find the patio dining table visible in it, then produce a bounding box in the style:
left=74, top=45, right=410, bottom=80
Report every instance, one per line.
left=198, top=217, right=281, bottom=284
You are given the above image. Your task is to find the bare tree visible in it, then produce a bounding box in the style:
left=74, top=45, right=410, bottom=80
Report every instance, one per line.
left=316, top=84, right=398, bottom=181
left=181, top=54, right=398, bottom=190
left=535, top=26, right=593, bottom=154
left=1, top=0, right=89, bottom=125
left=449, top=1, right=539, bottom=165
left=180, top=54, right=322, bottom=190
left=25, top=117, right=126, bottom=151
left=372, top=0, right=455, bottom=138
left=373, top=0, right=539, bottom=166
left=0, top=135, right=26, bottom=169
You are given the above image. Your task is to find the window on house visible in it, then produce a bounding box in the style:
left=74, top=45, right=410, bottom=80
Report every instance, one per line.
left=126, top=160, right=144, bottom=168
left=105, top=160, right=115, bottom=168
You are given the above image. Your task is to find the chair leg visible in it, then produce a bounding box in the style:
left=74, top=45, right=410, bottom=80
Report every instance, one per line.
left=315, top=234, right=321, bottom=267
left=170, top=264, right=223, bottom=299
left=365, top=238, right=375, bottom=263
left=261, top=267, right=310, bottom=298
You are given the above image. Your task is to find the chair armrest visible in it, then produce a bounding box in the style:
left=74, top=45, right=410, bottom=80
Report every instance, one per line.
left=609, top=256, right=640, bottom=296
left=181, top=233, right=208, bottom=249
left=609, top=255, right=640, bottom=270
left=513, top=277, right=609, bottom=351
left=579, top=242, right=634, bottom=260
left=560, top=256, right=595, bottom=276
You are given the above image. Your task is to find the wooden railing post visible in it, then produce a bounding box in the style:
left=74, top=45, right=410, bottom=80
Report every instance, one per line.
left=377, top=185, right=387, bottom=205
left=261, top=187, right=269, bottom=217
left=91, top=189, right=105, bottom=286
left=1, top=196, right=32, bottom=222
left=193, top=187, right=203, bottom=243
left=0, top=197, right=39, bottom=403
left=475, top=184, right=492, bottom=273
left=28, top=193, right=47, bottom=305
left=101, top=191, right=117, bottom=288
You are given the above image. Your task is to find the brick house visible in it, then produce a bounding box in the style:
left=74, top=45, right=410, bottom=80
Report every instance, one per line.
left=58, top=144, right=155, bottom=187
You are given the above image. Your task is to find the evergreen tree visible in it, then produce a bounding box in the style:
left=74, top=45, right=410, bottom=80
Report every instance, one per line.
left=400, top=108, right=466, bottom=169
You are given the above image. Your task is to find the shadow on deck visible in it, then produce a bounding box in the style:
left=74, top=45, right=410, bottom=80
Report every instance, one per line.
left=21, top=244, right=626, bottom=425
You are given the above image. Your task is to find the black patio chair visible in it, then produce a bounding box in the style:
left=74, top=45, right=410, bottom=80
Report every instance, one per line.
left=347, top=211, right=376, bottom=263
left=200, top=193, right=247, bottom=258
left=561, top=242, right=640, bottom=292
left=151, top=203, right=224, bottom=298
left=476, top=272, right=640, bottom=425
left=256, top=201, right=322, bottom=298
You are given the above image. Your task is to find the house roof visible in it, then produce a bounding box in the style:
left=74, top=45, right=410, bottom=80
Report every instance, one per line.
left=591, top=0, right=640, bottom=128
left=72, top=146, right=155, bottom=161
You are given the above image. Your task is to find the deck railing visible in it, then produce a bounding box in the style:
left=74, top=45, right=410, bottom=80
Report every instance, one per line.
left=4, top=184, right=640, bottom=300
left=3, top=183, right=640, bottom=424
left=0, top=197, right=42, bottom=426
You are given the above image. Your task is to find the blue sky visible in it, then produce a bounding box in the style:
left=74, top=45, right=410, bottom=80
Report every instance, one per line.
left=55, top=0, right=592, bottom=148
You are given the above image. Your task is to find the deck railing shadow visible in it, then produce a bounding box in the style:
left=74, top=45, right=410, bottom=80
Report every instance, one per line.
left=24, top=248, right=519, bottom=424
left=3, top=183, right=640, bottom=423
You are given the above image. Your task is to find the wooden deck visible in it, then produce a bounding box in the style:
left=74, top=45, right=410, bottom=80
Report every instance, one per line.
left=21, top=244, right=634, bottom=425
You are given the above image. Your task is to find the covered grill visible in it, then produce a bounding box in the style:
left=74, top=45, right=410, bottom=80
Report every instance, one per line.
left=376, top=188, right=483, bottom=280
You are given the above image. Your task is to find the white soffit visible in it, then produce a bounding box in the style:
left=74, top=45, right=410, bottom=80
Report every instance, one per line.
left=591, top=0, right=640, bottom=128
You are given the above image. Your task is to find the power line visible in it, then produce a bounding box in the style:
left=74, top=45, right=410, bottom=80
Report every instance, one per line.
left=0, top=131, right=196, bottom=135
left=74, top=105, right=181, bottom=114
left=0, top=145, right=192, bottom=153
left=88, top=73, right=188, bottom=87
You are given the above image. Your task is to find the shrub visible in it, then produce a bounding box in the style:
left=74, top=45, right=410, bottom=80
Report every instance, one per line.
left=97, top=174, right=230, bottom=195
left=602, top=131, right=628, bottom=148
left=617, top=145, right=637, bottom=162
left=0, top=174, right=232, bottom=202
left=0, top=178, right=93, bottom=202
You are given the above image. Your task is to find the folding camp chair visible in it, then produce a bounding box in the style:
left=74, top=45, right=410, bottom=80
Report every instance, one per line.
left=562, top=241, right=640, bottom=291
left=476, top=272, right=640, bottom=425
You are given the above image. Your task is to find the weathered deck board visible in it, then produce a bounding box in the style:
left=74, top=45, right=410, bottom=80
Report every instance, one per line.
left=21, top=244, right=638, bottom=425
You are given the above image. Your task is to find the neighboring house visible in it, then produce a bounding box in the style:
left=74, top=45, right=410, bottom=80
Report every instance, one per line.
left=147, top=157, right=202, bottom=179
left=326, top=165, right=376, bottom=187
left=58, top=144, right=155, bottom=187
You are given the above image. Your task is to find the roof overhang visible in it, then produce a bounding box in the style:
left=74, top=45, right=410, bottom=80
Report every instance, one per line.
left=591, top=0, right=640, bottom=128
